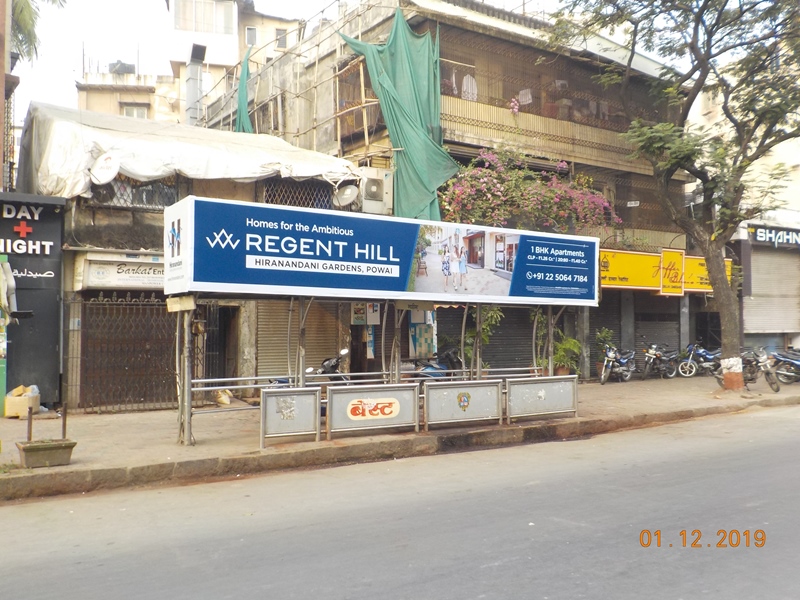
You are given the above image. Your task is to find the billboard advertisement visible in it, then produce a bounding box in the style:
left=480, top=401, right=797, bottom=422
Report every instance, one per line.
left=164, top=196, right=599, bottom=306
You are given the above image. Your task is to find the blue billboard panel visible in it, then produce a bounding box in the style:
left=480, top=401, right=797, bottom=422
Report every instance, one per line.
left=164, top=196, right=599, bottom=306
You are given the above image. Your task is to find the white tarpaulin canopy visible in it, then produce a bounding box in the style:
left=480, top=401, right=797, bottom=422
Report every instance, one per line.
left=16, top=102, right=359, bottom=199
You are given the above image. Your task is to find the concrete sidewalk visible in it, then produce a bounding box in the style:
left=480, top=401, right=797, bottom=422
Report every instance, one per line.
left=2, top=376, right=799, bottom=501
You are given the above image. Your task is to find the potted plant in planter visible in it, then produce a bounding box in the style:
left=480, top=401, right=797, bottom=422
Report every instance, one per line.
left=594, top=327, right=614, bottom=377
left=553, top=332, right=582, bottom=376
left=16, top=403, right=77, bottom=468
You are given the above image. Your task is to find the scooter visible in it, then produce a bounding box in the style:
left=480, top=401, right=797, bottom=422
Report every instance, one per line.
left=268, top=348, right=351, bottom=389
left=678, top=341, right=721, bottom=377
left=771, top=349, right=800, bottom=384
left=306, top=348, right=350, bottom=382
left=413, top=347, right=463, bottom=380
left=599, top=343, right=636, bottom=384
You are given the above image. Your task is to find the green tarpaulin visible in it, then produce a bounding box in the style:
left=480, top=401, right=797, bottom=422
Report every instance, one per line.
left=235, top=47, right=254, bottom=134
left=342, top=9, right=459, bottom=220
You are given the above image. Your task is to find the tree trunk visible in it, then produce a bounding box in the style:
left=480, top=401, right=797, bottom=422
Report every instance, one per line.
left=705, top=247, right=744, bottom=390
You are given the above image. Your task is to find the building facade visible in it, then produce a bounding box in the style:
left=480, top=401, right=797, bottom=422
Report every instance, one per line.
left=77, top=0, right=302, bottom=126
left=206, top=0, right=720, bottom=377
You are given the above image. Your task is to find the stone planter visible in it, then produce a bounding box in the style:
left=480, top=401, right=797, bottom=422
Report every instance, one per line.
left=16, top=440, right=77, bottom=468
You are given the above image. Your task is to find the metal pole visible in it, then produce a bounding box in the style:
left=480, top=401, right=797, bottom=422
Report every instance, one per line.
left=298, top=298, right=307, bottom=387
left=475, top=303, right=483, bottom=380
left=547, top=305, right=554, bottom=376
left=181, top=310, right=194, bottom=445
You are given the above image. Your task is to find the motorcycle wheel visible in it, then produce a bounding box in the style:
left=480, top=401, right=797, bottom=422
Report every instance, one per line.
left=765, top=370, right=781, bottom=393
left=678, top=360, right=698, bottom=378
left=600, top=363, right=611, bottom=385
left=713, top=366, right=725, bottom=388
left=641, top=361, right=651, bottom=381
left=620, top=367, right=634, bottom=382
left=664, top=361, right=677, bottom=379
left=775, top=361, right=800, bottom=384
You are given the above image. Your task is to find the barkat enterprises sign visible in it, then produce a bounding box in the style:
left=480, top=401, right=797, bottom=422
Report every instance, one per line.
left=164, top=196, right=599, bottom=306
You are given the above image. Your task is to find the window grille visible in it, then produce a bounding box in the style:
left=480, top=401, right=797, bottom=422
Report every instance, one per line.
left=88, top=175, right=179, bottom=211
left=260, top=177, right=334, bottom=210
left=276, top=28, right=288, bottom=49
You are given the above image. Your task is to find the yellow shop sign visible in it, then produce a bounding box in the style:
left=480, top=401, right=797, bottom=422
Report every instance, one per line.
left=600, top=250, right=660, bottom=290
left=660, top=249, right=685, bottom=296
left=600, top=249, right=731, bottom=295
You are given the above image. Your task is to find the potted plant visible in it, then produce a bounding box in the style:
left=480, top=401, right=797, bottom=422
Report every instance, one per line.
left=16, top=403, right=77, bottom=468
left=594, top=327, right=614, bottom=376
left=553, top=332, right=582, bottom=376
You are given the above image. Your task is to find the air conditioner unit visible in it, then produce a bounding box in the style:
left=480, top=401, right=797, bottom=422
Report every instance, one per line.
left=358, top=166, right=394, bottom=215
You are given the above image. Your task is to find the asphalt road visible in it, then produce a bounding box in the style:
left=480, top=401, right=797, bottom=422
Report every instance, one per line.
left=3, top=406, right=799, bottom=600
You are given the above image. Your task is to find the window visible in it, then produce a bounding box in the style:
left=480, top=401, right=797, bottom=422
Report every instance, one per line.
left=246, top=26, right=257, bottom=46
left=276, top=28, right=287, bottom=49
left=174, top=0, right=234, bottom=35
left=122, top=105, right=148, bottom=119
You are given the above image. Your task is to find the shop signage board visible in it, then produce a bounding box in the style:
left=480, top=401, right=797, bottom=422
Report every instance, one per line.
left=164, top=196, right=599, bottom=306
left=600, top=249, right=731, bottom=294
left=748, top=225, right=800, bottom=248
left=75, top=252, right=164, bottom=290
left=660, top=249, right=685, bottom=296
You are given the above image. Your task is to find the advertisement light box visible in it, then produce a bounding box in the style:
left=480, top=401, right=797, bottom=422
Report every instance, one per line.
left=164, top=196, right=599, bottom=306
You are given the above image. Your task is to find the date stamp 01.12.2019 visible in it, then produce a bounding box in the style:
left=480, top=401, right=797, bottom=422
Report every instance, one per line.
left=639, top=529, right=766, bottom=548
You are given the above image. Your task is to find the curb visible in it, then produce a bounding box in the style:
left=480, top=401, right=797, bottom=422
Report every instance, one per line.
left=2, top=395, right=799, bottom=502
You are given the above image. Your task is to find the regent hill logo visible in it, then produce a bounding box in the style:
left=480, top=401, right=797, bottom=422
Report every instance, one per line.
left=168, top=219, right=181, bottom=258
left=206, top=229, right=240, bottom=250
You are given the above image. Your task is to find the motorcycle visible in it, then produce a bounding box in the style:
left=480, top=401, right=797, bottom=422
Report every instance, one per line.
left=714, top=347, right=780, bottom=392
left=771, top=349, right=800, bottom=385
left=599, top=343, right=637, bottom=384
left=640, top=339, right=678, bottom=380
left=413, top=347, right=463, bottom=380
left=678, top=341, right=721, bottom=377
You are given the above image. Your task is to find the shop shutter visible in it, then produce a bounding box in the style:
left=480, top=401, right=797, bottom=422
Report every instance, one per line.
left=482, top=307, right=534, bottom=370
left=744, top=248, right=800, bottom=333
left=436, top=306, right=533, bottom=370
left=634, top=319, right=680, bottom=357
left=256, top=299, right=340, bottom=378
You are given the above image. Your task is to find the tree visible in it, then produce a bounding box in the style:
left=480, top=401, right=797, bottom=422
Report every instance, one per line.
left=439, top=148, right=616, bottom=231
left=11, top=0, right=65, bottom=60
left=552, top=1, right=800, bottom=389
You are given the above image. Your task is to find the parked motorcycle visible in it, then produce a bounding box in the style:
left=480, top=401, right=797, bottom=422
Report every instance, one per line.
left=413, top=347, right=463, bottom=379
left=599, top=343, right=637, bottom=384
left=714, top=347, right=779, bottom=392
left=640, top=339, right=678, bottom=380
left=771, top=349, right=800, bottom=385
left=305, top=348, right=350, bottom=382
left=678, top=341, right=721, bottom=377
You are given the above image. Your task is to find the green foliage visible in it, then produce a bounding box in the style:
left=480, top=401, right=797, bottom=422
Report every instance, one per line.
left=12, top=0, right=66, bottom=60
left=439, top=148, right=618, bottom=232
left=550, top=0, right=800, bottom=362
left=553, top=331, right=581, bottom=371
left=594, top=327, right=614, bottom=353
left=463, top=305, right=504, bottom=368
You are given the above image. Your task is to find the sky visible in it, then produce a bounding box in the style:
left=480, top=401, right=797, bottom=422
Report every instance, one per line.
left=11, top=0, right=340, bottom=126
left=12, top=0, right=542, bottom=126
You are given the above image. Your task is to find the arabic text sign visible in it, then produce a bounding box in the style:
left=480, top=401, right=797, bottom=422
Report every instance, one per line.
left=164, top=196, right=599, bottom=306
left=0, top=201, right=63, bottom=290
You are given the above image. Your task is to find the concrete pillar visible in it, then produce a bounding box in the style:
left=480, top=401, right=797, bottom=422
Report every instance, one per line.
left=621, top=291, right=635, bottom=350
left=577, top=306, right=590, bottom=380
left=680, top=295, right=690, bottom=350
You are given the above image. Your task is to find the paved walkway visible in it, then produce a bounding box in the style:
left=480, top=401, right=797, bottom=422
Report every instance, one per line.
left=2, top=376, right=799, bottom=501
